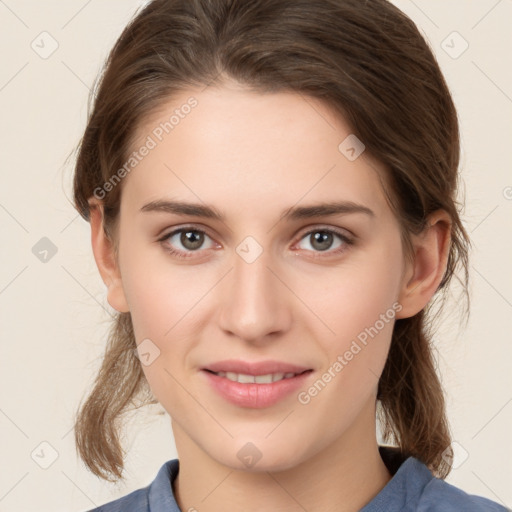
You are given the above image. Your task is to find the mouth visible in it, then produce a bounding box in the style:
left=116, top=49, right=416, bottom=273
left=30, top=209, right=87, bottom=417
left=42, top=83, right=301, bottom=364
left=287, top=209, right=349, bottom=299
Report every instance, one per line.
left=201, top=359, right=312, bottom=376
left=203, top=368, right=312, bottom=384
left=200, top=361, right=314, bottom=408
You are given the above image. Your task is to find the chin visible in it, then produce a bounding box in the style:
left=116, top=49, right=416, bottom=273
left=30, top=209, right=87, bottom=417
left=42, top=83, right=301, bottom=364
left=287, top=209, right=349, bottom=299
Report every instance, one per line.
left=210, top=438, right=306, bottom=473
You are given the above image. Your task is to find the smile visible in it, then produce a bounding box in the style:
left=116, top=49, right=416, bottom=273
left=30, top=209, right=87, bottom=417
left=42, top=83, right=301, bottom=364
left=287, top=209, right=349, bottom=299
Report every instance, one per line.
left=202, top=369, right=313, bottom=408
left=208, top=370, right=302, bottom=383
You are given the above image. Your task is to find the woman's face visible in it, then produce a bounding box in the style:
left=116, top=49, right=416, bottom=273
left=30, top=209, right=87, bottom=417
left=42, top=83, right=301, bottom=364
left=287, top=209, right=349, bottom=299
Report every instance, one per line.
left=110, top=81, right=410, bottom=471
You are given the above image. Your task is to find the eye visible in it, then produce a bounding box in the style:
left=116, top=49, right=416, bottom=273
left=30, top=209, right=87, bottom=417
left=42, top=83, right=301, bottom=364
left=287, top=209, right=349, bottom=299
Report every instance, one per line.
left=157, top=225, right=354, bottom=260
left=158, top=227, right=217, bottom=258
left=294, top=227, right=353, bottom=255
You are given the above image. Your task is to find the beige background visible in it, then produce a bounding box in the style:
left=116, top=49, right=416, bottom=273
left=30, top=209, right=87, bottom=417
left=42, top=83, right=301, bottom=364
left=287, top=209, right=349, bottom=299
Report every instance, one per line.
left=0, top=1, right=511, bottom=510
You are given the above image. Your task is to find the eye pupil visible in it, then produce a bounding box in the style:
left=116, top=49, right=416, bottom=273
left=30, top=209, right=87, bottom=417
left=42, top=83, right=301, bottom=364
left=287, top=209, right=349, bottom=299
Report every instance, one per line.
left=311, top=231, right=333, bottom=251
left=181, top=230, right=204, bottom=250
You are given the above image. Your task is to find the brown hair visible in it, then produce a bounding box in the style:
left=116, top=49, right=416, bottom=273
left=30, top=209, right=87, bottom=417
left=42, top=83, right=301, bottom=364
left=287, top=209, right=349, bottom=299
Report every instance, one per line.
left=71, top=0, right=470, bottom=482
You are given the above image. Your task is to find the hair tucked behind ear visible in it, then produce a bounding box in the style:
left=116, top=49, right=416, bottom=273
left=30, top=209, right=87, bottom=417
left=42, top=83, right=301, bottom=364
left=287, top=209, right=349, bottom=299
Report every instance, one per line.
left=71, top=0, right=470, bottom=481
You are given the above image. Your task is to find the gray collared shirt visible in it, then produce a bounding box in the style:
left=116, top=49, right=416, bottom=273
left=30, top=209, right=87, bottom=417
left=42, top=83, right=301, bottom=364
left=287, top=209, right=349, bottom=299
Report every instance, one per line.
left=86, top=446, right=509, bottom=511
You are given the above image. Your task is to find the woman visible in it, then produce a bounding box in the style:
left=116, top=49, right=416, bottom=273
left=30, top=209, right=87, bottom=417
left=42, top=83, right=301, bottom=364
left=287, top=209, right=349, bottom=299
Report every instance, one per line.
left=72, top=0, right=508, bottom=510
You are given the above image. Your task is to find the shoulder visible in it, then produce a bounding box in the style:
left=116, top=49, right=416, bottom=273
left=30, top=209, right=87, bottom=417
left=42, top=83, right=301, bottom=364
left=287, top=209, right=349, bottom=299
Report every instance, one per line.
left=372, top=447, right=509, bottom=512
left=84, top=459, right=180, bottom=512
left=417, top=476, right=510, bottom=512
left=85, top=486, right=149, bottom=512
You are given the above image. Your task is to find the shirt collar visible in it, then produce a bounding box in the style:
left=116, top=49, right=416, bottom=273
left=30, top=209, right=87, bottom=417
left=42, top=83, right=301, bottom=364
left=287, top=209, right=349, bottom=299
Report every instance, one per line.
left=147, top=446, right=430, bottom=512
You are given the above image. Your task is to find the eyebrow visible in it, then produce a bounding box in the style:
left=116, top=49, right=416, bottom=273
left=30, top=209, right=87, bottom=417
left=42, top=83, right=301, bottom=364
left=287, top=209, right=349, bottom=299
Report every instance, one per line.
left=139, top=199, right=375, bottom=221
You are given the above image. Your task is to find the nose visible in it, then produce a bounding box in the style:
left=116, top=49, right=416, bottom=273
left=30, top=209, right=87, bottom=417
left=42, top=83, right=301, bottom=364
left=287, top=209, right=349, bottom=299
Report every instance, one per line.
left=217, top=245, right=292, bottom=342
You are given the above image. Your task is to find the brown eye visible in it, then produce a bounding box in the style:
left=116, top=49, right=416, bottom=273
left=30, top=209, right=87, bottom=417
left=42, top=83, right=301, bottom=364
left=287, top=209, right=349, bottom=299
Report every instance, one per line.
left=295, top=228, right=353, bottom=256
left=158, top=227, right=216, bottom=258
left=179, top=230, right=205, bottom=250
left=309, top=231, right=335, bottom=251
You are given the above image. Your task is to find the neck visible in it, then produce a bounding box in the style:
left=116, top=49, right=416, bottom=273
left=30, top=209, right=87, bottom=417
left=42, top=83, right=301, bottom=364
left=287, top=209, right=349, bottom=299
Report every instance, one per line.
left=172, top=398, right=391, bottom=512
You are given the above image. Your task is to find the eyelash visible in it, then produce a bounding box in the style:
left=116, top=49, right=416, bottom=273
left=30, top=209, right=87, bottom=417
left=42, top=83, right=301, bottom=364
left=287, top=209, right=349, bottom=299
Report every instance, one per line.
left=157, top=225, right=354, bottom=260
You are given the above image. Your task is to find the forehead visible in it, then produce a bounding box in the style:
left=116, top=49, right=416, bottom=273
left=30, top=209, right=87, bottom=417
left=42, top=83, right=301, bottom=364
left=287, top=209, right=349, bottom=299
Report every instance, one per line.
left=122, top=83, right=389, bottom=219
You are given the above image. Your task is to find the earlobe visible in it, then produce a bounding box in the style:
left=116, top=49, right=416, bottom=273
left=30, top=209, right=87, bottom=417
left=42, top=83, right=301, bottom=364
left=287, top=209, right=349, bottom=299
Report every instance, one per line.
left=395, top=210, right=452, bottom=319
left=88, top=198, right=130, bottom=313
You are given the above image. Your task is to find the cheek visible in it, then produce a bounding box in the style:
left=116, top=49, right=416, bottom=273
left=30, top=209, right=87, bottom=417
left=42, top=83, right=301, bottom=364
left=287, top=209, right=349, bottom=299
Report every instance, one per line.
left=299, top=235, right=404, bottom=399
left=118, top=244, right=213, bottom=398
left=119, top=240, right=208, bottom=339
left=308, top=242, right=403, bottom=342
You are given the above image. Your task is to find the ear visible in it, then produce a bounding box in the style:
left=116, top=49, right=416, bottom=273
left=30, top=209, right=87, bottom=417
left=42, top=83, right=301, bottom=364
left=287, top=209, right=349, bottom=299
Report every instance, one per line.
left=88, top=198, right=130, bottom=313
left=395, top=210, right=452, bottom=319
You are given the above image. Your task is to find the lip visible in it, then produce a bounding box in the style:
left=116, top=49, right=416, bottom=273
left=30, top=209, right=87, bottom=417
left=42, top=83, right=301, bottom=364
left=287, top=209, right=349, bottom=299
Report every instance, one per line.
left=202, top=359, right=312, bottom=375
left=201, top=359, right=314, bottom=408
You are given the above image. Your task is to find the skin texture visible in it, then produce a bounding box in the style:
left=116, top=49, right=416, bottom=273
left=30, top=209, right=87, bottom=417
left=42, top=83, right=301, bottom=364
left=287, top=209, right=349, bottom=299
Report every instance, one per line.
left=89, top=80, right=451, bottom=512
